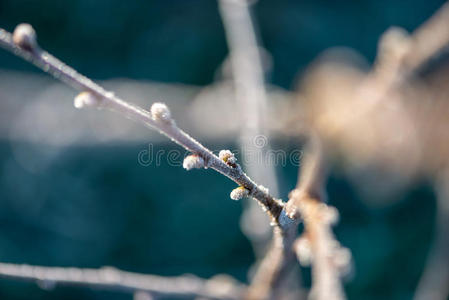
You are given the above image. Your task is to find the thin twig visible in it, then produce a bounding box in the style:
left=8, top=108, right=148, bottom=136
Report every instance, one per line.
left=0, top=24, right=284, bottom=222
left=414, top=169, right=449, bottom=300
left=218, top=0, right=280, bottom=252
left=286, top=136, right=349, bottom=300
left=244, top=223, right=299, bottom=300
left=0, top=263, right=244, bottom=300
left=218, top=0, right=278, bottom=196
left=402, top=1, right=449, bottom=72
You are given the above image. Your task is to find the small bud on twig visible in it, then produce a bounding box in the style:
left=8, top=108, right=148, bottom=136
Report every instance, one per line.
left=74, top=91, right=101, bottom=109
left=183, top=154, right=205, bottom=170
left=150, top=102, right=171, bottom=123
left=230, top=186, right=249, bottom=201
left=334, top=247, right=352, bottom=276
left=294, top=236, right=313, bottom=266
left=12, top=23, right=37, bottom=51
left=219, top=150, right=237, bottom=165
left=322, top=205, right=339, bottom=226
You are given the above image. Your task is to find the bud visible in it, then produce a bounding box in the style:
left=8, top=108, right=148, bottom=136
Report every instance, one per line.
left=219, top=149, right=236, bottom=165
left=334, top=247, right=352, bottom=276
left=13, top=23, right=37, bottom=51
left=295, top=236, right=313, bottom=266
left=322, top=205, right=339, bottom=226
left=74, top=91, right=100, bottom=109
left=183, top=154, right=205, bottom=170
left=150, top=102, right=171, bottom=123
left=230, top=186, right=249, bottom=201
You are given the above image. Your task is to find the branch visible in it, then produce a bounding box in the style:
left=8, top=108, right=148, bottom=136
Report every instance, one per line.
left=244, top=223, right=298, bottom=300
left=414, top=169, right=449, bottom=300
left=0, top=24, right=284, bottom=223
left=0, top=263, right=244, bottom=300
left=402, top=1, right=449, bottom=73
left=286, top=136, right=350, bottom=300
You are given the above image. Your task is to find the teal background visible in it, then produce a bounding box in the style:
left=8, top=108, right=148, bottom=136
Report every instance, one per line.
left=0, top=0, right=444, bottom=299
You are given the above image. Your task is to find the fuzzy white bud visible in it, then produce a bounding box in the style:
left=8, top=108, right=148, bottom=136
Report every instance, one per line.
left=334, top=247, right=352, bottom=275
left=74, top=91, right=100, bottom=109
left=219, top=149, right=236, bottom=164
left=230, top=186, right=249, bottom=201
left=322, top=205, right=339, bottom=225
left=150, top=102, right=171, bottom=123
left=183, top=154, right=205, bottom=170
left=13, top=23, right=37, bottom=51
left=295, top=237, right=313, bottom=266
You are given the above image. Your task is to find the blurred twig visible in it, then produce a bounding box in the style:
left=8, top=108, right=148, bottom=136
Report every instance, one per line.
left=414, top=169, right=449, bottom=300
left=218, top=1, right=297, bottom=299
left=244, top=224, right=299, bottom=300
left=286, top=136, right=349, bottom=300
left=402, top=1, right=449, bottom=73
left=218, top=0, right=280, bottom=255
left=0, top=263, right=244, bottom=299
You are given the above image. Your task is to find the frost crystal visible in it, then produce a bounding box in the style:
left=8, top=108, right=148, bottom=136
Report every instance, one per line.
left=219, top=150, right=236, bottom=164
left=13, top=23, right=37, bottom=51
left=150, top=102, right=171, bottom=122
left=230, top=186, right=249, bottom=201
left=183, top=154, right=205, bottom=170
left=74, top=91, right=100, bottom=109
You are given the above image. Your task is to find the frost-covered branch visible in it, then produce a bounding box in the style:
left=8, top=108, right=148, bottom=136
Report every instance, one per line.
left=286, top=137, right=350, bottom=300
left=0, top=263, right=244, bottom=300
left=0, top=24, right=284, bottom=223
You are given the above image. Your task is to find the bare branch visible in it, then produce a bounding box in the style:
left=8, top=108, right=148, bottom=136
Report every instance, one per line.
left=0, top=24, right=284, bottom=222
left=402, top=1, right=449, bottom=72
left=0, top=263, right=244, bottom=300
left=244, top=222, right=299, bottom=300
left=414, top=169, right=449, bottom=300
left=286, top=137, right=350, bottom=300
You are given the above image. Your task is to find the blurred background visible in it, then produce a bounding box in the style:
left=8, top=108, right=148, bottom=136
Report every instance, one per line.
left=0, top=0, right=446, bottom=299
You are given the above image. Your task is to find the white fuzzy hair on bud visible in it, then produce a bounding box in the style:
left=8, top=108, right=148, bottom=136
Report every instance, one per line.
left=295, top=236, right=313, bottom=266
left=219, top=149, right=236, bottom=164
left=183, top=154, right=205, bottom=170
left=13, top=23, right=37, bottom=51
left=74, top=91, right=100, bottom=109
left=322, top=205, right=339, bottom=226
left=150, top=102, right=171, bottom=122
left=334, top=247, right=352, bottom=275
left=230, top=186, right=249, bottom=201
